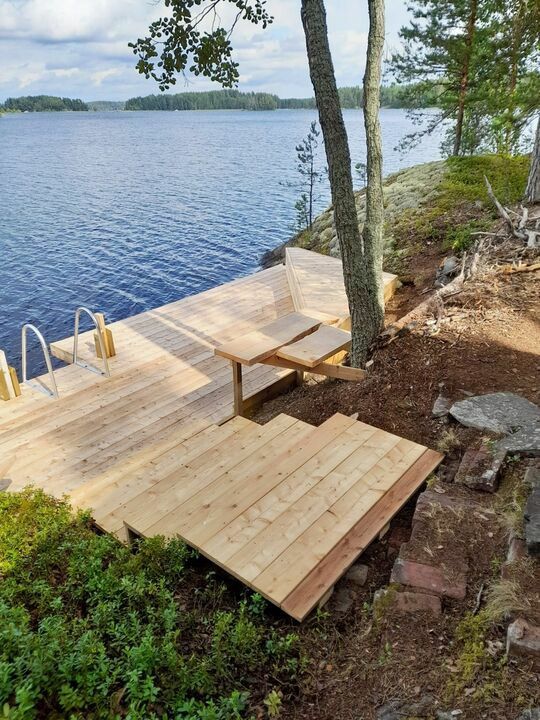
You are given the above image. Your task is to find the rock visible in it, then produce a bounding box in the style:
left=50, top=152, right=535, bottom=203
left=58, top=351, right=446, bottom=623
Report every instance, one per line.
left=345, top=563, right=368, bottom=586
left=332, top=586, right=355, bottom=615
left=525, top=467, right=540, bottom=489
left=454, top=438, right=506, bottom=493
left=449, top=392, right=540, bottom=436
left=524, top=483, right=540, bottom=557
left=435, top=256, right=460, bottom=287
left=432, top=393, right=452, bottom=418
left=391, top=557, right=467, bottom=600
left=0, top=479, right=11, bottom=492
left=376, top=694, right=435, bottom=719
left=507, top=618, right=540, bottom=668
left=499, top=425, right=540, bottom=456
left=518, top=710, right=540, bottom=720
left=436, top=712, right=463, bottom=720
left=276, top=161, right=447, bottom=263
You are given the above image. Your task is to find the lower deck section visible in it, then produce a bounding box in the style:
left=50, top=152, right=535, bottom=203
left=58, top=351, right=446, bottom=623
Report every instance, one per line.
left=86, top=412, right=442, bottom=621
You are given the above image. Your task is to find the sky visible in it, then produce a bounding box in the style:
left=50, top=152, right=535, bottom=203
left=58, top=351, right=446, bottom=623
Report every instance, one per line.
left=0, top=1, right=411, bottom=102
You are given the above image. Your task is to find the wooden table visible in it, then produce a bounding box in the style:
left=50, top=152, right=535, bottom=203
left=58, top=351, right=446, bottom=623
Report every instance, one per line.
left=215, top=311, right=363, bottom=416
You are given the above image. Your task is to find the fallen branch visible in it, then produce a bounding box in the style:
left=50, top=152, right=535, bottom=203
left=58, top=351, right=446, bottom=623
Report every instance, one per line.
left=499, top=262, right=540, bottom=274
left=484, top=175, right=528, bottom=242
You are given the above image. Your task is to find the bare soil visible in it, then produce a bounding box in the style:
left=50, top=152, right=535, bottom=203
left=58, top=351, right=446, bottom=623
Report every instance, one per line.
left=250, top=234, right=540, bottom=720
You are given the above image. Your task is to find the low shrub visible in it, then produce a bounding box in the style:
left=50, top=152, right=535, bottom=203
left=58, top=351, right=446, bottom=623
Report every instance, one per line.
left=0, top=489, right=303, bottom=719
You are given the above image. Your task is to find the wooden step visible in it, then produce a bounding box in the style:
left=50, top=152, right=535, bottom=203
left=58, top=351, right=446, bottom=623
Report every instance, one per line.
left=120, top=414, right=311, bottom=537
left=93, top=416, right=256, bottom=534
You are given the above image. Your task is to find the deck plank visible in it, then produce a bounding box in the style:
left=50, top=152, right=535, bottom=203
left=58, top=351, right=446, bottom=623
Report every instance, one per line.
left=281, top=449, right=444, bottom=620
left=253, top=439, right=430, bottom=605
left=214, top=312, right=322, bottom=366
left=276, top=325, right=351, bottom=368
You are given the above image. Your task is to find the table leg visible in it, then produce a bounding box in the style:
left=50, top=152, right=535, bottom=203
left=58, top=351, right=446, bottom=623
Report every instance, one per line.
left=232, top=360, right=244, bottom=416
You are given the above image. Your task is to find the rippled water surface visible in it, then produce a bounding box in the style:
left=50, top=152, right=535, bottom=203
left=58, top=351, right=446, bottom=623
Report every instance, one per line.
left=1, top=109, right=442, bottom=375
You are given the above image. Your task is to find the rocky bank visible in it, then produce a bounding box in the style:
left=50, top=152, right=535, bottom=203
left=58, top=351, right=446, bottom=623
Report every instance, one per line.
left=262, top=160, right=447, bottom=267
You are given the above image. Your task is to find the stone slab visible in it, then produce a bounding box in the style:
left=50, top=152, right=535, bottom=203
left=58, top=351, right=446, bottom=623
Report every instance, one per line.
left=524, top=484, right=540, bottom=557
left=450, top=393, right=540, bottom=436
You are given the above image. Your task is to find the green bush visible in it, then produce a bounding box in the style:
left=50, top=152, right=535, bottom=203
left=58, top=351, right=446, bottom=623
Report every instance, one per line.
left=0, top=490, right=302, bottom=719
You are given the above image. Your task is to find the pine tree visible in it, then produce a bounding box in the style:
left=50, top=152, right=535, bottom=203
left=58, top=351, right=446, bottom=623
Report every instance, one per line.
left=391, top=0, right=540, bottom=156
left=391, top=0, right=487, bottom=155
left=291, top=121, right=323, bottom=232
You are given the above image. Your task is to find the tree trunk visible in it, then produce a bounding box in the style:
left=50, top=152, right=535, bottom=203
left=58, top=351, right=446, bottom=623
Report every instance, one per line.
left=300, top=0, right=383, bottom=366
left=453, top=0, right=478, bottom=156
left=526, top=118, right=540, bottom=203
left=362, top=0, right=385, bottom=338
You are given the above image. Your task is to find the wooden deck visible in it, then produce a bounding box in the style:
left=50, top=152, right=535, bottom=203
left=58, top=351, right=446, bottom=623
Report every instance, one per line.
left=0, top=249, right=444, bottom=621
left=0, top=263, right=298, bottom=494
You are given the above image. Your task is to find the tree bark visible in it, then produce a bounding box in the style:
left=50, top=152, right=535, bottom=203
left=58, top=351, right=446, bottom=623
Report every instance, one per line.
left=362, top=0, right=386, bottom=340
left=300, top=0, right=383, bottom=366
left=526, top=117, right=540, bottom=204
left=453, top=0, right=478, bottom=156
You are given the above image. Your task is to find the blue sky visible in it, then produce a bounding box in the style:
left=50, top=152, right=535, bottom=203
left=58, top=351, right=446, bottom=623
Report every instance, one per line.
left=0, top=1, right=411, bottom=102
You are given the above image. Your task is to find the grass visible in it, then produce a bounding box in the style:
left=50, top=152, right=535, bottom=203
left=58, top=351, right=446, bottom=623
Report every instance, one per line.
left=0, top=489, right=303, bottom=719
left=435, top=428, right=461, bottom=454
left=485, top=577, right=533, bottom=622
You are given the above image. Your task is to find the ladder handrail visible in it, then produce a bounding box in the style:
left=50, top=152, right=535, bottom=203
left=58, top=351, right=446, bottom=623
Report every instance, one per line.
left=21, top=323, right=59, bottom=399
left=73, top=307, right=111, bottom=377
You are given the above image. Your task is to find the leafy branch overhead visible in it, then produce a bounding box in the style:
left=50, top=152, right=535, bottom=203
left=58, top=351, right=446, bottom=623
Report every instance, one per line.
left=129, top=0, right=273, bottom=89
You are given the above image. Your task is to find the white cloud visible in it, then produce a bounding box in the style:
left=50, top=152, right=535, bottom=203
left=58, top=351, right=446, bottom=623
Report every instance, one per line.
left=91, top=67, right=122, bottom=86
left=0, top=0, right=410, bottom=101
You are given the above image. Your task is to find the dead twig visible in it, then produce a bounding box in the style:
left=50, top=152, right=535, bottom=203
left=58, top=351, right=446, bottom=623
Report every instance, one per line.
left=473, top=583, right=485, bottom=615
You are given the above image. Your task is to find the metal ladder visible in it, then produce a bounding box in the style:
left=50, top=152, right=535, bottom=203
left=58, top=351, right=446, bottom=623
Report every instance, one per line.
left=21, top=323, right=59, bottom=399
left=73, top=306, right=111, bottom=377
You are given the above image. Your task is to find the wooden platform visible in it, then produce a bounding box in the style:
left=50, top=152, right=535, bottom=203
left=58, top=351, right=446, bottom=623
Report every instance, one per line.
left=0, top=248, right=435, bottom=621
left=286, top=247, right=400, bottom=321
left=75, top=411, right=443, bottom=621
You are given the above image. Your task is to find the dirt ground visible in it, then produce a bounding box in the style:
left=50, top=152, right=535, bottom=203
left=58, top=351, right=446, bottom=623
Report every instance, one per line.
left=250, top=235, right=540, bottom=720
left=255, top=252, right=539, bottom=447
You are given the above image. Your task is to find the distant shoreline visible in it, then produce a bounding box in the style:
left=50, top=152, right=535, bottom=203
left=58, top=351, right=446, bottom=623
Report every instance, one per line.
left=1, top=85, right=439, bottom=114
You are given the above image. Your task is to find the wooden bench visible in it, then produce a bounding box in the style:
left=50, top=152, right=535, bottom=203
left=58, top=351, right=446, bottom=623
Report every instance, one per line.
left=215, top=313, right=365, bottom=416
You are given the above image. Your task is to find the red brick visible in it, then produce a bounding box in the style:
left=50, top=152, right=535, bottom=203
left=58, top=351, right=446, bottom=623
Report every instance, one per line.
left=507, top=618, right=540, bottom=668
left=455, top=439, right=506, bottom=493
left=391, top=590, right=442, bottom=616
left=390, top=557, right=467, bottom=600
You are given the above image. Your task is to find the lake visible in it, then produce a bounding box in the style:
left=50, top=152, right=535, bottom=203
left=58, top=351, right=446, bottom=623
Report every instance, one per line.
left=0, top=108, right=442, bottom=375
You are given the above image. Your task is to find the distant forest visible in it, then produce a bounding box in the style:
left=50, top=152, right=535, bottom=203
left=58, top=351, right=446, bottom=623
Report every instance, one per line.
left=124, top=85, right=439, bottom=111
left=1, top=84, right=440, bottom=114
left=87, top=100, right=125, bottom=111
left=1, top=95, right=88, bottom=112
